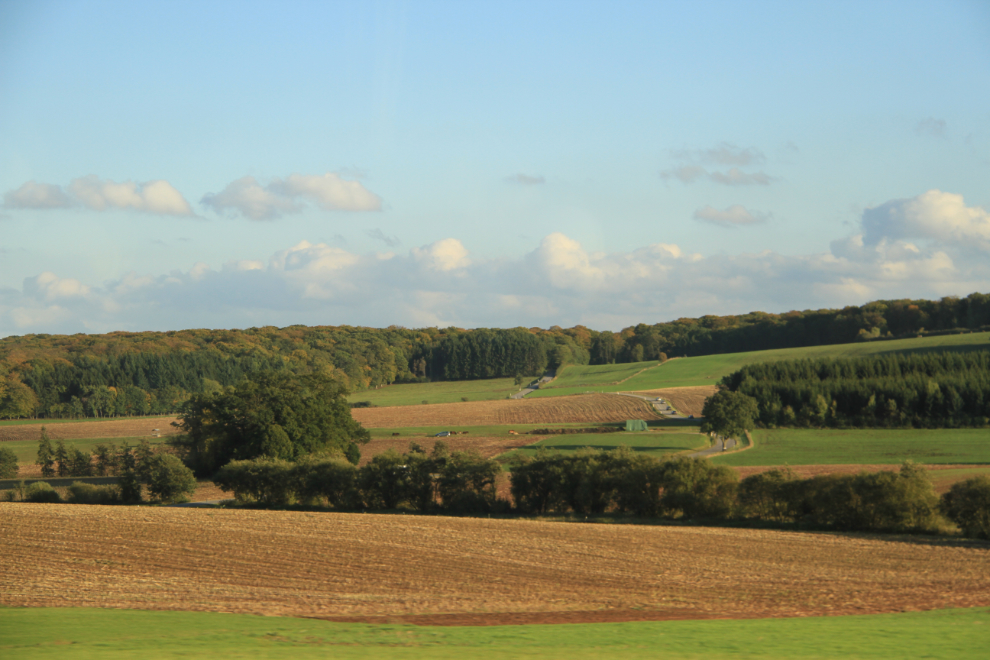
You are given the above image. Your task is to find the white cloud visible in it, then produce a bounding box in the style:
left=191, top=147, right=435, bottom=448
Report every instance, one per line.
left=411, top=238, right=471, bottom=272
left=68, top=175, right=192, bottom=215
left=862, top=190, right=990, bottom=252
left=662, top=142, right=775, bottom=186
left=2, top=192, right=988, bottom=336
left=693, top=204, right=768, bottom=227
left=3, top=176, right=192, bottom=215
left=3, top=181, right=73, bottom=209
left=201, top=172, right=381, bottom=220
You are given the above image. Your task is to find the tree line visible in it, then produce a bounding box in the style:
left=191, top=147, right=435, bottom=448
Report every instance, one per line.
left=2, top=292, right=988, bottom=419
left=720, top=351, right=990, bottom=428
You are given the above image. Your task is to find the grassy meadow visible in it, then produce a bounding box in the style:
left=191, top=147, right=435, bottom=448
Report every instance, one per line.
left=711, top=428, right=990, bottom=467
left=498, top=429, right=707, bottom=461
left=2, top=607, right=988, bottom=659
left=529, top=331, right=990, bottom=395
left=346, top=377, right=520, bottom=407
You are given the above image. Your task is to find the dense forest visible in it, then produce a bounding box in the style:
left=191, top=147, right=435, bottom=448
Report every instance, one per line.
left=722, top=352, right=990, bottom=428
left=1, top=292, right=988, bottom=419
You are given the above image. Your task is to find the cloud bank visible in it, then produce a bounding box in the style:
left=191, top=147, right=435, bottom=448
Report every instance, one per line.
left=2, top=190, right=987, bottom=336
left=201, top=173, right=382, bottom=220
left=662, top=142, right=775, bottom=185
left=3, top=176, right=193, bottom=215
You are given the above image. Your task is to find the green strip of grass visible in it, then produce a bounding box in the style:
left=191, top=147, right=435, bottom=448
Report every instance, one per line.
left=3, top=437, right=169, bottom=464
left=1, top=607, right=987, bottom=659
left=711, top=428, right=990, bottom=467
left=346, top=378, right=520, bottom=407
left=542, top=361, right=660, bottom=390
left=0, top=415, right=174, bottom=427
left=498, top=431, right=708, bottom=461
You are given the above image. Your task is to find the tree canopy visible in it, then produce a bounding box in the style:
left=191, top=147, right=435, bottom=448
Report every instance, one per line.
left=700, top=390, right=759, bottom=439
left=172, top=371, right=370, bottom=475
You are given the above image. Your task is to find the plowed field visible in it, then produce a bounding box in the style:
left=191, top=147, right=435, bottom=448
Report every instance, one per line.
left=351, top=394, right=658, bottom=429
left=629, top=386, right=716, bottom=417
left=2, top=504, right=988, bottom=625
left=0, top=418, right=180, bottom=443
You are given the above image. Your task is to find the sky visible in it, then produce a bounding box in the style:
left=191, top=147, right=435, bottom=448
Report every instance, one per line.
left=1, top=0, right=989, bottom=337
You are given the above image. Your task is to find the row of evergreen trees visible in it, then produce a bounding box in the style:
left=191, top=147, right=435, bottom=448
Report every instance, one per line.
left=721, top=351, right=990, bottom=428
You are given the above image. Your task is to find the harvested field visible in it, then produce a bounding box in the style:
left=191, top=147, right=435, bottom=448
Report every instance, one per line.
left=2, top=504, right=988, bottom=625
left=629, top=386, right=717, bottom=417
left=351, top=393, right=658, bottom=429
left=0, top=418, right=180, bottom=443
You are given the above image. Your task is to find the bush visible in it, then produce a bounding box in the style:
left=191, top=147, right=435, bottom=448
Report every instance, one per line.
left=738, top=468, right=799, bottom=521
left=144, top=453, right=198, bottom=503
left=0, top=446, right=18, bottom=479
left=68, top=482, right=121, bottom=505
left=941, top=476, right=990, bottom=539
left=214, top=458, right=295, bottom=505
left=658, top=457, right=738, bottom=519
left=294, top=458, right=359, bottom=508
left=25, top=481, right=61, bottom=503
left=358, top=449, right=408, bottom=509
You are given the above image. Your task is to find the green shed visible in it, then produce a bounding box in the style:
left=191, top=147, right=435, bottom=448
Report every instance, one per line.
left=625, top=419, right=647, bottom=432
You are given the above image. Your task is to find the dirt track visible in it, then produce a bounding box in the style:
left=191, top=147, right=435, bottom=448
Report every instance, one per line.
left=2, top=504, right=988, bottom=625
left=628, top=386, right=717, bottom=417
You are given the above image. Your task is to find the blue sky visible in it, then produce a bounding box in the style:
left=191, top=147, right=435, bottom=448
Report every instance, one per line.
left=1, top=0, right=988, bottom=336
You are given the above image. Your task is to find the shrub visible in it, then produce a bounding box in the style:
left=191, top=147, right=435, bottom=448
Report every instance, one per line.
left=25, top=481, right=61, bottom=503
left=0, top=446, right=18, bottom=479
left=294, top=458, right=359, bottom=508
left=738, top=468, right=799, bottom=521
left=214, top=458, right=295, bottom=505
left=68, top=482, right=121, bottom=505
left=437, top=450, right=503, bottom=514
left=144, top=453, right=198, bottom=503
left=659, top=457, right=738, bottom=519
left=358, top=449, right=408, bottom=509
left=941, top=476, right=990, bottom=539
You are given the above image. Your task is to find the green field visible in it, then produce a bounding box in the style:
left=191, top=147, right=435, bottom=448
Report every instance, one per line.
left=499, top=430, right=708, bottom=461
left=0, top=415, right=172, bottom=427
left=1, top=436, right=167, bottom=465
left=347, top=378, right=520, bottom=407
left=1, top=607, right=987, bottom=659
left=541, top=362, right=659, bottom=389
left=530, top=331, right=990, bottom=395
left=710, top=428, right=990, bottom=467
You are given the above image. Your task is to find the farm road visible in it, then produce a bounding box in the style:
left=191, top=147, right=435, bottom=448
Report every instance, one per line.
left=614, top=392, right=737, bottom=456
left=510, top=370, right=556, bottom=399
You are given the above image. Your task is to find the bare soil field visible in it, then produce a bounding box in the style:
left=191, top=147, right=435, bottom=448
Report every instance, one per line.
left=2, top=504, right=988, bottom=625
left=351, top=393, right=659, bottom=429
left=629, top=386, right=717, bottom=417
left=0, top=418, right=180, bottom=443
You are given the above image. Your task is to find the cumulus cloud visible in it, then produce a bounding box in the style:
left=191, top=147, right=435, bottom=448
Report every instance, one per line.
left=201, top=172, right=381, bottom=220
left=3, top=181, right=74, bottom=209
left=3, top=192, right=988, bottom=336
left=916, top=117, right=947, bottom=138
left=505, top=173, right=546, bottom=185
left=662, top=143, right=774, bottom=186
left=862, top=190, right=990, bottom=252
left=3, top=176, right=192, bottom=215
left=693, top=205, right=768, bottom=227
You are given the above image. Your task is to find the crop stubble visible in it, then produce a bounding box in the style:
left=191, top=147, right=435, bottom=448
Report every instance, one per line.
left=352, top=393, right=658, bottom=429
left=2, top=504, right=988, bottom=625
left=628, top=386, right=717, bottom=417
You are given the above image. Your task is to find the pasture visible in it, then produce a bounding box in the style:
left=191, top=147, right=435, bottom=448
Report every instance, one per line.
left=711, top=428, right=990, bottom=467
left=346, top=377, right=520, bottom=407
left=3, top=504, right=989, bottom=623
left=498, top=429, right=707, bottom=460
left=2, top=607, right=988, bottom=659
left=530, top=331, right=990, bottom=394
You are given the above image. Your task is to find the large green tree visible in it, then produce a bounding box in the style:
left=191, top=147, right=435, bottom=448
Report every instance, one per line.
left=700, top=390, right=759, bottom=440
left=173, top=371, right=370, bottom=475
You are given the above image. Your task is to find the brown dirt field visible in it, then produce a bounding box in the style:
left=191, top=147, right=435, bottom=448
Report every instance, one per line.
left=629, top=386, right=717, bottom=417
left=0, top=418, right=181, bottom=443
left=2, top=504, right=988, bottom=625
left=735, top=464, right=990, bottom=494
left=352, top=393, right=659, bottom=429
